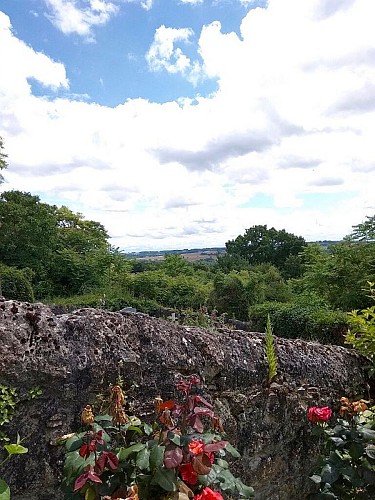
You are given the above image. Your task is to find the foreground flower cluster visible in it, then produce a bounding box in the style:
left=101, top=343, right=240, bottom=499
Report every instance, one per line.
left=61, top=376, right=253, bottom=499
left=308, top=398, right=375, bottom=499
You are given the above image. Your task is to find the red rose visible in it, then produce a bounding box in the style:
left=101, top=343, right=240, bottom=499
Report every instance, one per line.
left=194, top=487, right=224, bottom=500
left=189, top=440, right=205, bottom=455
left=180, top=462, right=198, bottom=485
left=308, top=406, right=332, bottom=423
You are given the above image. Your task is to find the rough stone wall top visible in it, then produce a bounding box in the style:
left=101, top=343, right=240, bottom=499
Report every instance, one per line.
left=0, top=299, right=368, bottom=499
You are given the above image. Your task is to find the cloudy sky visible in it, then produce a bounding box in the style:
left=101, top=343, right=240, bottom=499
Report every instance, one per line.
left=0, top=0, right=374, bottom=251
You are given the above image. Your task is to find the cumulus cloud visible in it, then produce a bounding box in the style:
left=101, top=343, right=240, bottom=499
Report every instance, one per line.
left=0, top=12, right=68, bottom=103
left=146, top=25, right=204, bottom=84
left=1, top=0, right=375, bottom=250
left=44, top=0, right=119, bottom=40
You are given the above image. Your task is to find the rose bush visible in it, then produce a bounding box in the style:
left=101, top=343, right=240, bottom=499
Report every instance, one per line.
left=308, top=398, right=375, bottom=499
left=61, top=376, right=254, bottom=499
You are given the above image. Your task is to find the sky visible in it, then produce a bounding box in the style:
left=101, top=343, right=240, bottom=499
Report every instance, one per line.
left=0, top=0, right=374, bottom=252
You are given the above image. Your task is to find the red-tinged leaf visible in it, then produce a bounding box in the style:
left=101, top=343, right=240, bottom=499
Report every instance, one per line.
left=79, top=444, right=91, bottom=459
left=192, top=453, right=212, bottom=475
left=96, top=451, right=119, bottom=473
left=190, top=415, right=204, bottom=433
left=204, top=441, right=229, bottom=452
left=193, top=407, right=214, bottom=417
left=172, top=404, right=185, bottom=417
left=106, top=452, right=119, bottom=470
left=164, top=445, right=183, bottom=469
left=74, top=472, right=89, bottom=491
left=193, top=395, right=213, bottom=409
left=74, top=469, right=103, bottom=491
left=160, top=400, right=176, bottom=411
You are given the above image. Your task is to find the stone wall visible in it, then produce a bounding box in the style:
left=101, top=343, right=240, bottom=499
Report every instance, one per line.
left=0, top=299, right=368, bottom=499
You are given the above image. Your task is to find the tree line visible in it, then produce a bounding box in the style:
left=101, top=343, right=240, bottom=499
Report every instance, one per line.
left=1, top=136, right=375, bottom=343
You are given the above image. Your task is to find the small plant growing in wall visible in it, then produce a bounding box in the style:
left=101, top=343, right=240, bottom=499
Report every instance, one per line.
left=0, top=386, right=28, bottom=500
left=265, top=314, right=278, bottom=383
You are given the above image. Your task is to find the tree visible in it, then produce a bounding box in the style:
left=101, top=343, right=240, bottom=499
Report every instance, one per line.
left=225, top=225, right=306, bottom=272
left=346, top=215, right=375, bottom=242
left=0, top=191, right=58, bottom=274
left=0, top=136, right=8, bottom=182
left=292, top=242, right=375, bottom=310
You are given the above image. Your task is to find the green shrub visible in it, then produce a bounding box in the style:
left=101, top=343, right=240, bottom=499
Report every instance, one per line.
left=345, top=281, right=375, bottom=374
left=248, top=302, right=348, bottom=344
left=0, top=264, right=34, bottom=302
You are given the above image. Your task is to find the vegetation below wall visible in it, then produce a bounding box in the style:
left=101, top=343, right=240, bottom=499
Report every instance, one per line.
left=1, top=189, right=375, bottom=344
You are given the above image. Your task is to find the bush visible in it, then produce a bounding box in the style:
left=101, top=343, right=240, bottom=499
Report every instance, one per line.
left=248, top=302, right=348, bottom=344
left=0, top=264, right=34, bottom=302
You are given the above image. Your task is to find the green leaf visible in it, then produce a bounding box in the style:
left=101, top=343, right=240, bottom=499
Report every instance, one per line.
left=118, top=443, right=145, bottom=461
left=85, top=485, right=96, bottom=500
left=310, top=474, right=322, bottom=484
left=360, top=428, right=375, bottom=441
left=143, top=423, right=153, bottom=436
left=4, top=443, right=28, bottom=455
left=94, top=414, right=112, bottom=422
left=65, top=435, right=83, bottom=452
left=149, top=444, right=165, bottom=471
left=236, top=480, right=254, bottom=498
left=168, top=433, right=182, bottom=446
left=215, top=459, right=229, bottom=469
left=198, top=467, right=217, bottom=487
left=151, top=468, right=177, bottom=492
left=366, top=444, right=375, bottom=459
left=321, top=464, right=340, bottom=484
left=0, top=479, right=10, bottom=500
left=136, top=447, right=151, bottom=470
left=349, top=442, right=364, bottom=460
left=224, top=443, right=240, bottom=458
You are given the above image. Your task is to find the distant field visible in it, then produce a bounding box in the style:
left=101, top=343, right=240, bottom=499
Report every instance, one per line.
left=126, top=248, right=226, bottom=262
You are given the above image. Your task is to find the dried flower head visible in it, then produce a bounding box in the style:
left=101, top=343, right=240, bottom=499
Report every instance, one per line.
left=352, top=400, right=368, bottom=413
left=154, top=395, right=163, bottom=414
left=112, top=407, right=129, bottom=426
left=339, top=397, right=368, bottom=417
left=81, top=405, right=95, bottom=425
left=211, top=416, right=225, bottom=434
left=111, top=385, right=125, bottom=406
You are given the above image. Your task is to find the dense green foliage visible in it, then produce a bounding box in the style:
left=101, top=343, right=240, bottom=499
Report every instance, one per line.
left=1, top=184, right=375, bottom=345
left=345, top=282, right=375, bottom=374
left=249, top=302, right=348, bottom=344
left=0, top=264, right=34, bottom=302
left=224, top=224, right=306, bottom=277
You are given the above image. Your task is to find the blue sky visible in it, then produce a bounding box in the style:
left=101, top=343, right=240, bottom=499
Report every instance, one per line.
left=0, top=0, right=374, bottom=251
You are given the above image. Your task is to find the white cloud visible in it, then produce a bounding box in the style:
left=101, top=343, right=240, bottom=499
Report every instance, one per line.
left=1, top=0, right=375, bottom=250
left=146, top=25, right=204, bottom=84
left=44, top=0, right=119, bottom=39
left=179, top=0, right=203, bottom=4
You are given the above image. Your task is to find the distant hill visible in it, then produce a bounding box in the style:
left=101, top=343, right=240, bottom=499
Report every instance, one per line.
left=124, top=247, right=226, bottom=262
left=123, top=241, right=341, bottom=262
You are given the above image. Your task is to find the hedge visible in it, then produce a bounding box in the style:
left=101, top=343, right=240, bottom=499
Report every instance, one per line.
left=248, top=302, right=348, bottom=345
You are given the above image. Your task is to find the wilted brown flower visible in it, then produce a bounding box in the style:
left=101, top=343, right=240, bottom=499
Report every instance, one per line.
left=339, top=397, right=368, bottom=417
left=112, top=407, right=129, bottom=426
left=211, top=416, right=224, bottom=434
left=352, top=400, right=368, bottom=413
left=159, top=408, right=175, bottom=429
left=154, top=395, right=163, bottom=414
left=81, top=405, right=95, bottom=425
left=111, top=385, right=125, bottom=406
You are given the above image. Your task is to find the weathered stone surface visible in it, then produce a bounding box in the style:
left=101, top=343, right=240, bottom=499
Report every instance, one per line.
left=0, top=300, right=368, bottom=499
